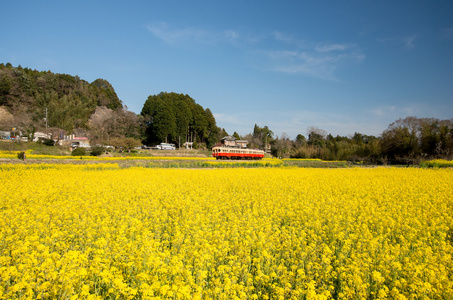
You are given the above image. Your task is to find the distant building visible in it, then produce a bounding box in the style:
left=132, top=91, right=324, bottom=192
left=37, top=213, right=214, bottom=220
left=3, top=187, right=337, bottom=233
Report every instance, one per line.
left=32, top=132, right=51, bottom=142
left=0, top=127, right=21, bottom=139
left=0, top=131, right=11, bottom=139
left=58, top=135, right=90, bottom=148
left=235, top=140, right=248, bottom=148
left=215, top=136, right=249, bottom=148
left=221, top=136, right=237, bottom=147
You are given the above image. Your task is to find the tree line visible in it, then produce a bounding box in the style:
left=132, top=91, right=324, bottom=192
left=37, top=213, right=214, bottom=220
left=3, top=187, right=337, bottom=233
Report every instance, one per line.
left=250, top=117, right=452, bottom=164
left=1, top=63, right=451, bottom=163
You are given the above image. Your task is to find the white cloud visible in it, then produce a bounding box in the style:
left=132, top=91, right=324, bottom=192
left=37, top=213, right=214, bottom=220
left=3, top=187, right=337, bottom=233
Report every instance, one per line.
left=263, top=33, right=365, bottom=80
left=147, top=23, right=249, bottom=47
left=403, top=34, right=417, bottom=49
left=366, top=103, right=435, bottom=119
left=213, top=113, right=244, bottom=126
left=224, top=30, right=239, bottom=43
left=364, top=103, right=453, bottom=132
left=261, top=45, right=364, bottom=80
left=377, top=34, right=417, bottom=49
left=315, top=44, right=348, bottom=52
left=368, top=105, right=397, bottom=117
left=147, top=22, right=365, bottom=80
left=269, top=50, right=337, bottom=79
left=147, top=22, right=216, bottom=46
left=272, top=31, right=296, bottom=45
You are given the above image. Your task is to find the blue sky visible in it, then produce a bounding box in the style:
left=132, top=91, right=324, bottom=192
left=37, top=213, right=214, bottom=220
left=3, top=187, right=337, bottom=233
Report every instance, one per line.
left=1, top=1, right=452, bottom=138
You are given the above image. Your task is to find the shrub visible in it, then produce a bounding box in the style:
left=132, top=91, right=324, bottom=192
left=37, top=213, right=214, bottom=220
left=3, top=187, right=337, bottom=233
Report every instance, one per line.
left=42, top=138, right=55, bottom=146
left=90, top=146, right=105, bottom=156
left=17, top=151, right=26, bottom=160
left=72, top=147, right=86, bottom=156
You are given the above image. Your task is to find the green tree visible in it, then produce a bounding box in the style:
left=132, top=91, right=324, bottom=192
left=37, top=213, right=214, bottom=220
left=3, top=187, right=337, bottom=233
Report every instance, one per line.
left=72, top=147, right=86, bottom=156
left=109, top=137, right=142, bottom=150
left=141, top=92, right=221, bottom=149
left=0, top=73, right=11, bottom=105
left=25, top=125, right=36, bottom=142
left=142, top=95, right=176, bottom=145
left=204, top=108, right=219, bottom=148
left=307, top=127, right=327, bottom=148
left=271, top=133, right=292, bottom=158
left=155, top=101, right=176, bottom=142
left=90, top=79, right=122, bottom=110
left=380, top=118, right=419, bottom=163
left=191, top=104, right=208, bottom=144
left=294, top=134, right=306, bottom=147
left=90, top=145, right=105, bottom=156
left=174, top=100, right=191, bottom=147
left=251, top=124, right=274, bottom=149
left=419, top=119, right=440, bottom=155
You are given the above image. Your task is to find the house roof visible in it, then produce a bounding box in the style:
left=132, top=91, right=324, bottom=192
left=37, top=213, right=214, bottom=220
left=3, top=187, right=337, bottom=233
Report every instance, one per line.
left=221, top=135, right=236, bottom=141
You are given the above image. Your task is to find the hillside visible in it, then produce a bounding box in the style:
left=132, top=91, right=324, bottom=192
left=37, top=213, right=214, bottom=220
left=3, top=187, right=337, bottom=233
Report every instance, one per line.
left=0, top=63, right=224, bottom=149
left=0, top=63, right=123, bottom=133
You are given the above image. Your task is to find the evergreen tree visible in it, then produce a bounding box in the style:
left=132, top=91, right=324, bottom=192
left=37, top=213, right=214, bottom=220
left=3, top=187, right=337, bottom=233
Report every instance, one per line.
left=141, top=92, right=220, bottom=148
left=205, top=108, right=219, bottom=148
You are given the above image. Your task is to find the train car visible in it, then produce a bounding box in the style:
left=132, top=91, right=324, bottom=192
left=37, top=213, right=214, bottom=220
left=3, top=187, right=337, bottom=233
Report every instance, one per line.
left=212, top=146, right=265, bottom=160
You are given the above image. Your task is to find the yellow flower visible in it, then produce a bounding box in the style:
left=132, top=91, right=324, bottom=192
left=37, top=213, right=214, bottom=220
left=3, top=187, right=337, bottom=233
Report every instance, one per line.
left=0, top=164, right=452, bottom=299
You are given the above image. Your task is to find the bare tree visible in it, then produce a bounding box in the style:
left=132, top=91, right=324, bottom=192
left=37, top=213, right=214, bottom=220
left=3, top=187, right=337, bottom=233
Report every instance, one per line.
left=272, top=132, right=293, bottom=158
left=88, top=106, right=114, bottom=144
left=88, top=106, right=142, bottom=145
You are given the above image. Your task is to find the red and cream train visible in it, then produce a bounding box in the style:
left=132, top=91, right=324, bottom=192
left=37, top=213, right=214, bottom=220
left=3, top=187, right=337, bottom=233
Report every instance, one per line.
left=212, top=146, right=265, bottom=160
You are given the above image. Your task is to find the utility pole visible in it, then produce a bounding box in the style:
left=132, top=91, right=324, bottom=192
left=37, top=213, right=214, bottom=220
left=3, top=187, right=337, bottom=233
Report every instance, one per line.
left=45, top=107, right=48, bottom=136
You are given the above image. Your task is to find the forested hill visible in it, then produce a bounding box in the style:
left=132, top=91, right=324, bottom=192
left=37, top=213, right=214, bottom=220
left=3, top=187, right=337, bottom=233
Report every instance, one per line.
left=0, top=63, right=223, bottom=149
left=0, top=63, right=122, bottom=132
left=141, top=92, right=221, bottom=149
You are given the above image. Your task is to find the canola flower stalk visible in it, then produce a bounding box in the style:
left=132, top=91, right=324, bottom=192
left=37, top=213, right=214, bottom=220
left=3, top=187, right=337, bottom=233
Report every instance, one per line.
left=0, top=165, right=452, bottom=299
left=420, top=159, right=453, bottom=168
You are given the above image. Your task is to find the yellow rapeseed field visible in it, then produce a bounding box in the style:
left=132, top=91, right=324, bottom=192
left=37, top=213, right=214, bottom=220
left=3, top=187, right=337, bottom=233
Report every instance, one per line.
left=0, top=165, right=452, bottom=299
